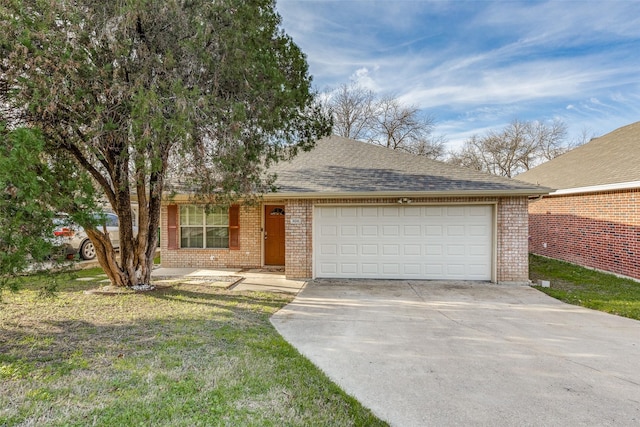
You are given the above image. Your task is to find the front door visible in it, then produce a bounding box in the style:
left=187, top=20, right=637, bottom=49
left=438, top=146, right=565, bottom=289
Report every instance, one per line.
left=264, top=205, right=285, bottom=265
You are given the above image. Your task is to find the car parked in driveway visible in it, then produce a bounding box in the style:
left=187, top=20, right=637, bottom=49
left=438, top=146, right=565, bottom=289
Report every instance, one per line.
left=53, top=212, right=132, bottom=260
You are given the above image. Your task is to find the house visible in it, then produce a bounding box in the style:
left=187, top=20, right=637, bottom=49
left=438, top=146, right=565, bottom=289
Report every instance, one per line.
left=517, top=121, right=640, bottom=280
left=160, top=135, right=550, bottom=284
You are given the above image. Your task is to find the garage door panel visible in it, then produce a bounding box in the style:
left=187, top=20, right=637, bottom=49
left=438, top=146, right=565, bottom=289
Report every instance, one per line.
left=425, top=264, right=444, bottom=275
left=340, top=263, right=358, bottom=274
left=404, top=206, right=421, bottom=216
left=426, top=225, right=443, bottom=236
left=469, top=244, right=489, bottom=256
left=446, top=225, right=465, bottom=236
left=382, top=225, right=400, bottom=236
left=469, top=225, right=489, bottom=236
left=319, top=207, right=338, bottom=218
left=404, top=225, right=421, bottom=236
left=314, top=205, right=492, bottom=280
left=361, top=207, right=378, bottom=217
left=382, top=263, right=400, bottom=274
left=362, top=263, right=378, bottom=274
left=426, top=244, right=443, bottom=255
left=319, top=263, right=338, bottom=274
left=425, top=206, right=443, bottom=216
left=320, top=225, right=337, bottom=236
left=340, top=225, right=357, bottom=236
left=403, top=264, right=421, bottom=275
left=404, top=244, right=422, bottom=256
left=340, top=207, right=357, bottom=217
left=361, top=244, right=378, bottom=255
left=340, top=244, right=357, bottom=255
left=447, top=244, right=466, bottom=256
left=382, top=244, right=399, bottom=255
left=447, top=206, right=465, bottom=216
left=382, top=207, right=400, bottom=217
left=362, top=225, right=378, bottom=236
left=319, top=244, right=337, bottom=255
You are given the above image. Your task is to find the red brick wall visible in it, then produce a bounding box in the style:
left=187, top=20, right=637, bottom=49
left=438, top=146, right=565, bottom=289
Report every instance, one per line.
left=285, top=199, right=313, bottom=278
left=161, top=203, right=262, bottom=269
left=528, top=189, right=639, bottom=280
left=496, top=197, right=530, bottom=284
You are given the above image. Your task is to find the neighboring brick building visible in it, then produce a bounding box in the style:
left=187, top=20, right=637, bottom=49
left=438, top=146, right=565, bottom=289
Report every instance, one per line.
left=518, top=121, right=640, bottom=280
left=161, top=136, right=549, bottom=284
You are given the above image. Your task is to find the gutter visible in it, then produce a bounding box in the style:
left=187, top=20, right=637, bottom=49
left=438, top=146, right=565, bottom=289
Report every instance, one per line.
left=547, top=180, right=640, bottom=196
left=261, top=188, right=552, bottom=200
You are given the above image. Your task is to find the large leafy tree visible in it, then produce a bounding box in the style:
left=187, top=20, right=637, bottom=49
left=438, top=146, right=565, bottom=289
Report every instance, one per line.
left=0, top=0, right=331, bottom=287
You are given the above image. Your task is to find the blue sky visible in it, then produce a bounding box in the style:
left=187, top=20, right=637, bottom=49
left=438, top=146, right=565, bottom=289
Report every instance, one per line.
left=276, top=0, right=640, bottom=149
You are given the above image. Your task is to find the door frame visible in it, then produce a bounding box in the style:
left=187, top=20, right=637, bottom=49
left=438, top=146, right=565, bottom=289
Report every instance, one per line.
left=263, top=204, right=286, bottom=266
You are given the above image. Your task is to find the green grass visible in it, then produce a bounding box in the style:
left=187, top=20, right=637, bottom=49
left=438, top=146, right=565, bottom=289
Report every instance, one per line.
left=529, top=254, right=640, bottom=320
left=0, top=270, right=387, bottom=426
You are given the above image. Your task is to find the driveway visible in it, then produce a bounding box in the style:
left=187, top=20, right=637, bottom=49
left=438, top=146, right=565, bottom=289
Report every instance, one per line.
left=271, top=280, right=640, bottom=426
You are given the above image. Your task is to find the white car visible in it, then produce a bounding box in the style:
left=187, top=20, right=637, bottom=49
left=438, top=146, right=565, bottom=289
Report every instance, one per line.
left=54, top=212, right=132, bottom=260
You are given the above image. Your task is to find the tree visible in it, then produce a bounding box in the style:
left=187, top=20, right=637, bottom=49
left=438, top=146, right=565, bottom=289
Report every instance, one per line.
left=0, top=0, right=331, bottom=287
left=448, top=119, right=570, bottom=177
left=325, top=83, right=444, bottom=159
left=327, top=82, right=376, bottom=140
left=370, top=95, right=443, bottom=158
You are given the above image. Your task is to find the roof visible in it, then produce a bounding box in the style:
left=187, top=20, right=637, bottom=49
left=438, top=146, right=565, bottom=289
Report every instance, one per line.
left=268, top=135, right=549, bottom=198
left=517, top=121, right=640, bottom=192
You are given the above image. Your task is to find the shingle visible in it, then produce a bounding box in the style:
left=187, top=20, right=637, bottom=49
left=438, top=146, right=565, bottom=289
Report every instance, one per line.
left=270, top=135, right=548, bottom=195
left=517, top=121, right=640, bottom=189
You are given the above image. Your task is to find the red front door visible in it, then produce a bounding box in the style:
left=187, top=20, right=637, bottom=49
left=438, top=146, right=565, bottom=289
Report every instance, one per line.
left=264, top=205, right=285, bottom=265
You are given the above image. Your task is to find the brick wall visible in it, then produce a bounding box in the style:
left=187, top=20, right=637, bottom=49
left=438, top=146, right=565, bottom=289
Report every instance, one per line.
left=529, top=189, right=639, bottom=280
left=285, top=199, right=313, bottom=278
left=161, top=203, right=262, bottom=269
left=161, top=196, right=530, bottom=282
left=496, top=197, right=530, bottom=284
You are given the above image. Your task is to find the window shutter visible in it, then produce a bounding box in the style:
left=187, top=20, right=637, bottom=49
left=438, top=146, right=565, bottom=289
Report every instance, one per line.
left=229, top=205, right=240, bottom=250
left=167, top=204, right=178, bottom=249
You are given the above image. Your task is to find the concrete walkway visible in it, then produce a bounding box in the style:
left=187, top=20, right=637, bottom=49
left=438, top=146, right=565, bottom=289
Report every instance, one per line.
left=271, top=280, right=640, bottom=426
left=151, top=267, right=306, bottom=294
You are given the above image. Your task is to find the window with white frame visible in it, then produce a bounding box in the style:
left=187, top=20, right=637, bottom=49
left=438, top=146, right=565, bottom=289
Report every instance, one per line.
left=180, top=205, right=229, bottom=248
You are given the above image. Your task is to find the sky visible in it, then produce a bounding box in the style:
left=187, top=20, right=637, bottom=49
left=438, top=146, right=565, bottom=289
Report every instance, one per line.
left=276, top=0, right=640, bottom=150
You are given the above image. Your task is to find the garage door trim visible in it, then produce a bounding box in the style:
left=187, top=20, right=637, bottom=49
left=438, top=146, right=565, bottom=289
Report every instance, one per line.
left=312, top=203, right=497, bottom=281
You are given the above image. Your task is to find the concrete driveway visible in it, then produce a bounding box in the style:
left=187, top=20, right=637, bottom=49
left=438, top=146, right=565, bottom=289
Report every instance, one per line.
left=271, top=280, right=640, bottom=426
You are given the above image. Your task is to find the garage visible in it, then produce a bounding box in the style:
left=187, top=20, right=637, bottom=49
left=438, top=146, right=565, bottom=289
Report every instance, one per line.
left=313, top=205, right=493, bottom=280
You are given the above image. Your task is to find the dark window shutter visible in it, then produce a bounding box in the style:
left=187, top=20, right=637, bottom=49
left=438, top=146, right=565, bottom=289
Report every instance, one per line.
left=167, top=204, right=178, bottom=249
left=229, top=205, right=240, bottom=250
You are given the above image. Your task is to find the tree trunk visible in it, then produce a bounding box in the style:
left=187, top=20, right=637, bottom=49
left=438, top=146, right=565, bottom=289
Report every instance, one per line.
left=85, top=200, right=159, bottom=288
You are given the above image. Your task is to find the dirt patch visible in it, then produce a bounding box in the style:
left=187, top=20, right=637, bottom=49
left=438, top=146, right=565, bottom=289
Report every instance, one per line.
left=83, top=276, right=244, bottom=295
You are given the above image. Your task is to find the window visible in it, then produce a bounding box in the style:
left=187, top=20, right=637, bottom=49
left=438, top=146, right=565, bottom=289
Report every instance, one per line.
left=104, top=213, right=119, bottom=227
left=180, top=205, right=229, bottom=249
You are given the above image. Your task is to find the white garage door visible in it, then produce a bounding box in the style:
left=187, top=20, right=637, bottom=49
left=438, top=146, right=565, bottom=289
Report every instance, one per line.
left=314, top=205, right=493, bottom=280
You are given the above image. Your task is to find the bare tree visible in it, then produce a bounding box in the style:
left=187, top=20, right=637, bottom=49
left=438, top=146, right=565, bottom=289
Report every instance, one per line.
left=414, top=134, right=447, bottom=160
left=328, top=82, right=376, bottom=140
left=448, top=119, right=571, bottom=177
left=325, top=84, right=445, bottom=159
left=529, top=118, right=568, bottom=161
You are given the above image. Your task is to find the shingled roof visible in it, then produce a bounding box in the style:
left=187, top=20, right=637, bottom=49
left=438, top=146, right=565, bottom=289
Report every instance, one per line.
left=268, top=135, right=549, bottom=198
left=517, top=121, right=640, bottom=191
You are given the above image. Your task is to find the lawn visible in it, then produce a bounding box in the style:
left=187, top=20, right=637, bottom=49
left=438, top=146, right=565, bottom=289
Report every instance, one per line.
left=529, top=254, right=640, bottom=320
left=0, top=268, right=387, bottom=426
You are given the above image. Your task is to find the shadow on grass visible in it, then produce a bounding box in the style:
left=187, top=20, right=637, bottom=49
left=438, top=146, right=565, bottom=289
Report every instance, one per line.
left=0, top=280, right=386, bottom=427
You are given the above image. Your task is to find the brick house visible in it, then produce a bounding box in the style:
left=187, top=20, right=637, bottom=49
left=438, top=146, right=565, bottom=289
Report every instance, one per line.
left=517, top=121, right=640, bottom=280
left=161, top=136, right=549, bottom=284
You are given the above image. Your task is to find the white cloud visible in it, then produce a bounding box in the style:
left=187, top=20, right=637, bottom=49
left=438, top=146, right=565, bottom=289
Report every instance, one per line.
left=277, top=0, right=640, bottom=145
